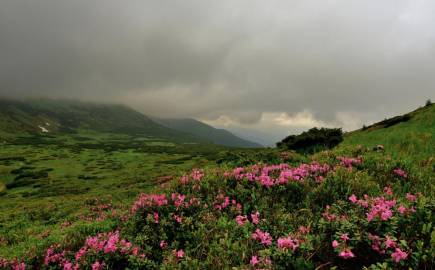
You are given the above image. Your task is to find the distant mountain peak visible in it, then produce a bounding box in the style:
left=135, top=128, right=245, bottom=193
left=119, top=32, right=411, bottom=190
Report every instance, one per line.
left=151, top=117, right=263, bottom=148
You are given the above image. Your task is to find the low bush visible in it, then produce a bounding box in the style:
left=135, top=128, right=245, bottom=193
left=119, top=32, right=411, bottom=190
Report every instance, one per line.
left=277, top=127, right=343, bottom=154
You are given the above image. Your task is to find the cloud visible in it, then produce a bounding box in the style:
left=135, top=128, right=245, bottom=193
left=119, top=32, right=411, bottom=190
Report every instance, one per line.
left=273, top=111, right=329, bottom=128
left=0, top=0, right=434, bottom=138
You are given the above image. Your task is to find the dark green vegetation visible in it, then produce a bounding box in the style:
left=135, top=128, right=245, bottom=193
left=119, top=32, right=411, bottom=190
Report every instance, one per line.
left=0, top=102, right=433, bottom=269
left=151, top=117, right=263, bottom=148
left=277, top=127, right=343, bottom=153
left=0, top=99, right=193, bottom=141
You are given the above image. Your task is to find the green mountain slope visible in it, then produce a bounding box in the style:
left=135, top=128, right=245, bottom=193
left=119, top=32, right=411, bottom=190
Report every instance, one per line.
left=0, top=99, right=205, bottom=143
left=340, top=103, right=435, bottom=160
left=151, top=117, right=263, bottom=148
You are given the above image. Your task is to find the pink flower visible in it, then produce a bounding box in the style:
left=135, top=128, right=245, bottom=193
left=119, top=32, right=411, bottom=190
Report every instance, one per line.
left=322, top=205, right=337, bottom=222
left=250, top=255, right=259, bottom=266
left=160, top=240, right=167, bottom=249
left=103, top=232, right=119, bottom=253
left=171, top=193, right=186, bottom=208
left=251, top=211, right=260, bottom=225
left=298, top=225, right=309, bottom=234
left=13, top=263, right=26, bottom=270
left=75, top=247, right=87, bottom=261
left=368, top=233, right=383, bottom=253
left=397, top=205, right=407, bottom=215
left=92, top=261, right=104, bottom=270
left=180, top=175, right=189, bottom=184
left=277, top=236, right=299, bottom=252
left=364, top=196, right=396, bottom=222
left=384, top=236, right=396, bottom=249
left=383, top=187, right=393, bottom=196
left=340, top=234, right=349, bottom=242
left=348, top=194, right=358, bottom=203
left=174, top=215, right=182, bottom=224
left=332, top=240, right=339, bottom=248
left=153, top=212, right=159, bottom=223
left=235, top=215, right=248, bottom=226
left=176, top=249, right=185, bottom=258
left=393, top=168, right=407, bottom=178
left=251, top=229, right=272, bottom=246
left=131, top=194, right=168, bottom=213
left=63, top=262, right=73, bottom=270
left=190, top=169, right=204, bottom=181
left=406, top=193, right=417, bottom=202
left=339, top=249, right=355, bottom=259
left=391, top=248, right=408, bottom=263
left=380, top=209, right=393, bottom=221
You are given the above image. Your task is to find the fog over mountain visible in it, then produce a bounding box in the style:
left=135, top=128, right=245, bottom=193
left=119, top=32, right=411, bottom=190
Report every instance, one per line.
left=1, top=0, right=434, bottom=139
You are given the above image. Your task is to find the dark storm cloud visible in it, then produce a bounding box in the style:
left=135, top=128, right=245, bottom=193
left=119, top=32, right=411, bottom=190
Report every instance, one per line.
left=1, top=0, right=434, bottom=135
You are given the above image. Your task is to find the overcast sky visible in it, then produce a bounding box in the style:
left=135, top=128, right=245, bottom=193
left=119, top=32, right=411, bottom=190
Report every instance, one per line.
left=1, top=0, right=434, bottom=143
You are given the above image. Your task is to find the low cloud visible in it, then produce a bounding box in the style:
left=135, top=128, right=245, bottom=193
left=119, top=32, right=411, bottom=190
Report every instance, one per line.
left=0, top=0, right=434, bottom=139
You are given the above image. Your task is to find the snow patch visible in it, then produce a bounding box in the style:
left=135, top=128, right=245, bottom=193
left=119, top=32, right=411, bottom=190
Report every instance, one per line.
left=38, top=125, right=49, bottom=133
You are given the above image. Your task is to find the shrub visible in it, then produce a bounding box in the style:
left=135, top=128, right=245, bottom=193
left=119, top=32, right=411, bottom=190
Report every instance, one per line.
left=277, top=127, right=343, bottom=154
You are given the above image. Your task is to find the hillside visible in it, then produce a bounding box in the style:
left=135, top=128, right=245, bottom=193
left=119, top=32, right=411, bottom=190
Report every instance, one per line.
left=151, top=117, right=263, bottom=148
left=341, top=103, right=435, bottom=160
left=0, top=99, right=205, bottom=143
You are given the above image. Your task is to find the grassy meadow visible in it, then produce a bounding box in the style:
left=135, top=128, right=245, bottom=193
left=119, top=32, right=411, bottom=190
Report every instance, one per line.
left=0, top=132, right=223, bottom=259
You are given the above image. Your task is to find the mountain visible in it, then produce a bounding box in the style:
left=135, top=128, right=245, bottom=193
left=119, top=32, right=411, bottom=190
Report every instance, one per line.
left=225, top=127, right=280, bottom=147
left=151, top=117, right=263, bottom=148
left=0, top=99, right=204, bottom=143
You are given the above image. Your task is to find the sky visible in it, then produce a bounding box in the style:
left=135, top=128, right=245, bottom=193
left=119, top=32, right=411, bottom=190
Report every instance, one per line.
left=1, top=0, right=434, bottom=145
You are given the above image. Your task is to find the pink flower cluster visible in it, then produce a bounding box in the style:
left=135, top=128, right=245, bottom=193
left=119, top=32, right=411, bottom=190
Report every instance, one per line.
left=42, top=231, right=145, bottom=269
left=180, top=168, right=204, bottom=184
left=393, top=168, right=408, bottom=178
left=226, top=162, right=332, bottom=188
left=368, top=233, right=408, bottom=262
left=0, top=258, right=26, bottom=270
left=337, top=156, right=362, bottom=169
left=365, top=197, right=396, bottom=222
left=235, top=211, right=260, bottom=226
left=84, top=231, right=141, bottom=256
left=44, top=245, right=67, bottom=266
left=349, top=190, right=416, bottom=222
left=368, top=234, right=394, bottom=254
left=131, top=193, right=168, bottom=213
left=131, top=192, right=201, bottom=214
left=91, top=261, right=104, bottom=270
left=391, top=248, right=408, bottom=263
left=251, top=229, right=273, bottom=246
left=332, top=233, right=355, bottom=259
left=277, top=236, right=299, bottom=252
left=214, top=194, right=242, bottom=211
left=250, top=255, right=272, bottom=268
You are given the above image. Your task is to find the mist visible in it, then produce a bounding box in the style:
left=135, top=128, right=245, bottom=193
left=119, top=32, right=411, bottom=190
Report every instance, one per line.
left=1, top=0, right=434, bottom=143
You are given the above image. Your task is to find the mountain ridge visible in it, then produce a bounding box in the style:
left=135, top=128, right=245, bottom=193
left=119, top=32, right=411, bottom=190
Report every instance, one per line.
left=0, top=98, right=261, bottom=148
left=150, top=117, right=263, bottom=148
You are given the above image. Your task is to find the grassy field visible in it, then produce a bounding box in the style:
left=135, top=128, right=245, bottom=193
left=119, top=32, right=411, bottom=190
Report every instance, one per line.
left=0, top=132, right=224, bottom=258
left=341, top=104, right=434, bottom=162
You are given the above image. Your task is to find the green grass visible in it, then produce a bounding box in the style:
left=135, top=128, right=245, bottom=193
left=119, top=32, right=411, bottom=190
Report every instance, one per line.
left=0, top=132, right=224, bottom=258
left=340, top=104, right=434, bottom=161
